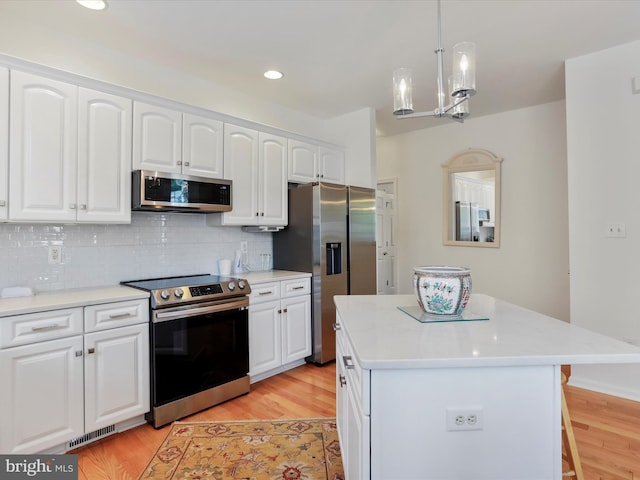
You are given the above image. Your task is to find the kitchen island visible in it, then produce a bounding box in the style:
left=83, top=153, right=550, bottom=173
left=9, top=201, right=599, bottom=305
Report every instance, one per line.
left=334, top=294, right=640, bottom=480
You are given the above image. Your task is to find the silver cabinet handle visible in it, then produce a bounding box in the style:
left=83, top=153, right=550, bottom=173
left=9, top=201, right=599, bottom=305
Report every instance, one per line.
left=342, top=356, right=355, bottom=369
left=0, top=200, right=5, bottom=206
left=184, top=162, right=190, bottom=166
left=31, top=324, right=64, bottom=332
left=108, top=312, right=132, bottom=319
left=87, top=348, right=95, bottom=354
left=339, top=374, right=347, bottom=387
left=69, top=204, right=77, bottom=210
left=292, top=286, right=305, bottom=290
left=258, top=291, right=274, bottom=296
left=79, top=204, right=87, bottom=210
left=75, top=350, right=83, bottom=357
left=332, top=323, right=341, bottom=331
left=177, top=161, right=182, bottom=166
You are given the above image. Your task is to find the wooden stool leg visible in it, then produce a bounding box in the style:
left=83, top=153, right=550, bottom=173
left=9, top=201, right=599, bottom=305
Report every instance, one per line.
left=561, top=375, right=584, bottom=479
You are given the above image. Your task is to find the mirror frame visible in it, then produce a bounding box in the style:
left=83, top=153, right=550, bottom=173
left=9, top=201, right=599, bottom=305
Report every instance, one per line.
left=442, top=148, right=503, bottom=248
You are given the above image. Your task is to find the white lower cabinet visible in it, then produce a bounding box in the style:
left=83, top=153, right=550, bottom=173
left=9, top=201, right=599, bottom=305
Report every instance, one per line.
left=248, top=277, right=311, bottom=382
left=84, top=323, right=149, bottom=433
left=0, top=334, right=84, bottom=454
left=336, top=321, right=370, bottom=480
left=0, top=299, right=149, bottom=454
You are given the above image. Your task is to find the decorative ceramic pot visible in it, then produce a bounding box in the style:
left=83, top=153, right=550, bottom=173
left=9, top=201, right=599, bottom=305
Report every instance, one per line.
left=413, top=266, right=472, bottom=315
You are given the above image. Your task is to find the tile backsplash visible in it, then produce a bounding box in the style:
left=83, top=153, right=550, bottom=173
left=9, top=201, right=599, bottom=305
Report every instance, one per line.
left=0, top=212, right=273, bottom=292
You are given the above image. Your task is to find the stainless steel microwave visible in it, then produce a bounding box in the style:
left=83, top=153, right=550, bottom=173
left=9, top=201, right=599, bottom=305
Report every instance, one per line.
left=132, top=170, right=232, bottom=213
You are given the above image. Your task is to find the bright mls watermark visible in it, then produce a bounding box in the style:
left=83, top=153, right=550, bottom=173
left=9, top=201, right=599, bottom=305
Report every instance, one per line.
left=0, top=455, right=77, bottom=480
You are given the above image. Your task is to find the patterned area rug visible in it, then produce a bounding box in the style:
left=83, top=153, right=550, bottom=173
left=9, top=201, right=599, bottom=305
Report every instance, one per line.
left=139, top=418, right=344, bottom=480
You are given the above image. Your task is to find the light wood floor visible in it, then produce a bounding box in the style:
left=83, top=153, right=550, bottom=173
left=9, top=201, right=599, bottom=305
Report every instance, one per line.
left=563, top=384, right=640, bottom=480
left=72, top=363, right=640, bottom=480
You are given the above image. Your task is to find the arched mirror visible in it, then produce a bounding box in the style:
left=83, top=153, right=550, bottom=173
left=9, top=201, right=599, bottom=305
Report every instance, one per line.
left=442, top=148, right=503, bottom=247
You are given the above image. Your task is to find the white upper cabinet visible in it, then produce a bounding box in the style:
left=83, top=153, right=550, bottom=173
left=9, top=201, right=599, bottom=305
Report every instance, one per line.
left=133, top=102, right=224, bottom=179
left=318, top=145, right=346, bottom=184
left=9, top=71, right=79, bottom=222
left=216, top=125, right=287, bottom=227
left=77, top=88, right=132, bottom=223
left=0, top=67, right=7, bottom=221
left=288, top=139, right=345, bottom=185
left=288, top=139, right=317, bottom=183
left=220, top=124, right=259, bottom=225
left=259, top=133, right=287, bottom=226
left=182, top=113, right=224, bottom=178
left=132, top=102, right=181, bottom=174
left=9, top=71, right=132, bottom=224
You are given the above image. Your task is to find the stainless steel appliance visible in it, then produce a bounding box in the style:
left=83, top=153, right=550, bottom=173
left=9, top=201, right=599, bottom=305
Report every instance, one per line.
left=273, top=182, right=376, bottom=364
left=122, top=274, right=250, bottom=428
left=132, top=170, right=232, bottom=213
left=455, top=201, right=480, bottom=242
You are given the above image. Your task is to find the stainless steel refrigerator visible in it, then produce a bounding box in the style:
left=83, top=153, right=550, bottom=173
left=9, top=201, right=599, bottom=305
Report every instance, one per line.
left=273, top=182, right=376, bottom=364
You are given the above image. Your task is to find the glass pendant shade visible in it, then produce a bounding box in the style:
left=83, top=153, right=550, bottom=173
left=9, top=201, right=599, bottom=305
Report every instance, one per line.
left=452, top=42, right=476, bottom=97
left=448, top=75, right=469, bottom=119
left=393, top=68, right=414, bottom=115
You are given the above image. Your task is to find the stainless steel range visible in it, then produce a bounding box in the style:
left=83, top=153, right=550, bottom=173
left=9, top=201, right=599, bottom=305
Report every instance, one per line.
left=122, top=274, right=251, bottom=428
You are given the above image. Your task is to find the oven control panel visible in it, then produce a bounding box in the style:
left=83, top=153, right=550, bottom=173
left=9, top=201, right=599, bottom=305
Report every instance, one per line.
left=190, top=284, right=224, bottom=296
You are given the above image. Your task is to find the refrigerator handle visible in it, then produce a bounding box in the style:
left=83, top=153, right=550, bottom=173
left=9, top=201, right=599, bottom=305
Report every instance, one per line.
left=326, top=242, right=342, bottom=275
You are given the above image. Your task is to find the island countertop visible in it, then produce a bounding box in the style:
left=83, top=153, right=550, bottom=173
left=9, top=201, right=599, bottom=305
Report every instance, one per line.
left=334, top=293, right=640, bottom=370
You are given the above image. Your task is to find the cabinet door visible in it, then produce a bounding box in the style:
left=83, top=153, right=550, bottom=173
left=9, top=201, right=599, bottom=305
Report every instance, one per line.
left=84, top=324, right=150, bottom=433
left=259, top=133, right=287, bottom=226
left=318, top=146, right=345, bottom=184
left=182, top=113, right=224, bottom=178
left=77, top=88, right=132, bottom=223
left=281, top=295, right=311, bottom=364
left=249, top=300, right=281, bottom=376
left=221, top=124, right=259, bottom=225
left=288, top=139, right=317, bottom=183
left=0, top=336, right=84, bottom=454
left=132, top=101, right=181, bottom=173
left=336, top=335, right=348, bottom=472
left=0, top=67, right=7, bottom=221
left=9, top=71, right=78, bottom=222
left=346, top=379, right=370, bottom=480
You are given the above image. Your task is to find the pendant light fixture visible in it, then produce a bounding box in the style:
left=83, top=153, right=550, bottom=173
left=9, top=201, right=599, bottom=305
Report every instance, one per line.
left=393, top=0, right=476, bottom=122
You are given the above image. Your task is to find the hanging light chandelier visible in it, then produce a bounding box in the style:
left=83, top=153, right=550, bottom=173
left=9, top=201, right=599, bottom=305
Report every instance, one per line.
left=393, top=0, right=476, bottom=122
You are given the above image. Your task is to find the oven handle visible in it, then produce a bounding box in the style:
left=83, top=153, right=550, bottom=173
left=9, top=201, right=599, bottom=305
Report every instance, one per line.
left=153, top=298, right=249, bottom=323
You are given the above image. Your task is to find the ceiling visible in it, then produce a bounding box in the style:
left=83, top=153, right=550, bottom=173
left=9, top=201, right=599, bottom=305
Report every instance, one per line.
left=3, top=0, right=640, bottom=137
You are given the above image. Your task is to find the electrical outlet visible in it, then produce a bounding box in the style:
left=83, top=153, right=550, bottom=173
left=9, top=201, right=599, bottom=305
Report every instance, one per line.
left=446, top=407, right=483, bottom=431
left=48, top=246, right=62, bottom=265
left=606, top=223, right=626, bottom=238
left=240, top=241, right=248, bottom=253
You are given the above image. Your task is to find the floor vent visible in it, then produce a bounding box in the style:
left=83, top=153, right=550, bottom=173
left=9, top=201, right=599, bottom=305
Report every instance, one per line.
left=67, top=424, right=115, bottom=450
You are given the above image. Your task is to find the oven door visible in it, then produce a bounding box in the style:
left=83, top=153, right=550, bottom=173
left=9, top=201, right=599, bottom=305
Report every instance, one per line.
left=150, top=297, right=249, bottom=408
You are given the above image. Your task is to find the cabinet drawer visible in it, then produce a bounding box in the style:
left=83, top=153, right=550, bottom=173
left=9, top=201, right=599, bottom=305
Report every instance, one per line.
left=281, top=277, right=311, bottom=298
left=249, top=281, right=281, bottom=304
left=84, top=299, right=149, bottom=332
left=0, top=308, right=83, bottom=349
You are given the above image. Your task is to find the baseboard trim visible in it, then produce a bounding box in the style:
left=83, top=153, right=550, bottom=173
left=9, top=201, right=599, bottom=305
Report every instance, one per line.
left=568, top=375, right=640, bottom=403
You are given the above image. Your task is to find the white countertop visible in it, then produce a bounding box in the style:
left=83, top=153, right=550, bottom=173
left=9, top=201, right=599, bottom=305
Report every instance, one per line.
left=0, top=286, right=149, bottom=317
left=235, top=270, right=311, bottom=285
left=334, top=294, right=640, bottom=369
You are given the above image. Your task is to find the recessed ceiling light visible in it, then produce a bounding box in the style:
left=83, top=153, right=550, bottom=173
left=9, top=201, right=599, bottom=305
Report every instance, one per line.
left=76, top=0, right=107, bottom=11
left=264, top=70, right=284, bottom=80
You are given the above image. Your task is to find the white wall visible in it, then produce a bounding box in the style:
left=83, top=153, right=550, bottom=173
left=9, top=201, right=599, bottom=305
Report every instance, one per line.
left=377, top=101, right=570, bottom=322
left=324, top=107, right=377, bottom=188
left=566, top=41, right=640, bottom=400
